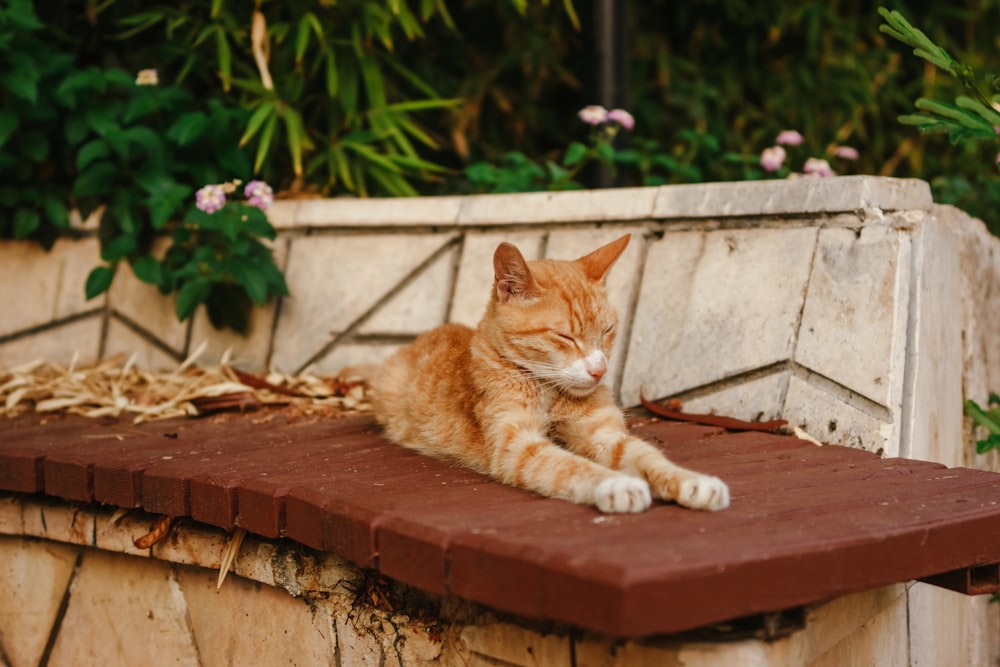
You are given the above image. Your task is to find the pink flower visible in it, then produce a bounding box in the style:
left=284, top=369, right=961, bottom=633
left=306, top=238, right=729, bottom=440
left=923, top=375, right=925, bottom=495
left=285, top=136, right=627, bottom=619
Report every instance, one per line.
left=578, top=105, right=609, bottom=126
left=832, top=145, right=859, bottom=160
left=760, top=146, right=786, bottom=172
left=195, top=184, right=226, bottom=213
left=803, top=157, right=835, bottom=177
left=244, top=180, right=274, bottom=211
left=607, top=108, right=635, bottom=131
left=776, top=130, right=804, bottom=146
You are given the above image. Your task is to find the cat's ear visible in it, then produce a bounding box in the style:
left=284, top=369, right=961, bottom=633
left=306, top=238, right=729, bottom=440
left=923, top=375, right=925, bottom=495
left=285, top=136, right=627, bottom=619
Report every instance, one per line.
left=577, top=234, right=631, bottom=282
left=493, top=242, right=538, bottom=303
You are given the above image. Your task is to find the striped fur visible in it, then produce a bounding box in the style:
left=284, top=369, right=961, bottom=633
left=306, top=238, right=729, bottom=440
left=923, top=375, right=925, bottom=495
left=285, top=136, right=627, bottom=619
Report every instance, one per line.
left=371, top=234, right=729, bottom=513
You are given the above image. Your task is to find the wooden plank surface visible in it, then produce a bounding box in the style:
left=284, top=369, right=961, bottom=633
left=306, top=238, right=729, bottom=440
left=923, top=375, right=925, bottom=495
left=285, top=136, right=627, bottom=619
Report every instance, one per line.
left=3, top=410, right=1000, bottom=637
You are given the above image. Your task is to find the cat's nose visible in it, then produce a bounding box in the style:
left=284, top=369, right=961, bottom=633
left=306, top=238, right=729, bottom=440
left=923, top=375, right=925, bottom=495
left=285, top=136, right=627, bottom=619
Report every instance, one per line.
left=588, top=366, right=606, bottom=382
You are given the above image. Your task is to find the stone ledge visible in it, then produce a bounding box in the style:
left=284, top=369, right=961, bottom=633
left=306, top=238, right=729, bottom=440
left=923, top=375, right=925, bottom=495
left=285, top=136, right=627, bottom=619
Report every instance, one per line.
left=266, top=176, right=933, bottom=230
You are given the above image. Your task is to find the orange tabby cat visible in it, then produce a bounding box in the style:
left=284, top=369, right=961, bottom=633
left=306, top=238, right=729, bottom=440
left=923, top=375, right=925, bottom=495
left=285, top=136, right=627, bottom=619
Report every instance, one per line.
left=371, top=234, right=729, bottom=513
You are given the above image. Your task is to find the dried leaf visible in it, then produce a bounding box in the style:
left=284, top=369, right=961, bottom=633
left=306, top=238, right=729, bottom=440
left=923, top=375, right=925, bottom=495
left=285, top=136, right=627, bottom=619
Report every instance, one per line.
left=133, top=514, right=173, bottom=549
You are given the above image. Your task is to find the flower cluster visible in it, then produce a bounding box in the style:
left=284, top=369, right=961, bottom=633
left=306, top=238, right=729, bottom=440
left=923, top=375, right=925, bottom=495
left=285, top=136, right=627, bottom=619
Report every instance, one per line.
left=135, top=69, right=158, bottom=86
left=195, top=180, right=274, bottom=214
left=759, top=130, right=858, bottom=178
left=578, top=105, right=635, bottom=131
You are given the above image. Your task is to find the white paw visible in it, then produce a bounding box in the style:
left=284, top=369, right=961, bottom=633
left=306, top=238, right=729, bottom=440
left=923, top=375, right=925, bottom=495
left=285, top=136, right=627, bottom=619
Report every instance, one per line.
left=676, top=474, right=730, bottom=511
left=594, top=476, right=652, bottom=513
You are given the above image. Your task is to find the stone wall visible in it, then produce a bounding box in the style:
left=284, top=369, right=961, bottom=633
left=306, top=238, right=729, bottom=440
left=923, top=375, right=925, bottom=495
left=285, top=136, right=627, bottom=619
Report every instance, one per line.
left=3, top=176, right=998, bottom=461
left=3, top=176, right=1000, bottom=665
left=2, top=493, right=959, bottom=667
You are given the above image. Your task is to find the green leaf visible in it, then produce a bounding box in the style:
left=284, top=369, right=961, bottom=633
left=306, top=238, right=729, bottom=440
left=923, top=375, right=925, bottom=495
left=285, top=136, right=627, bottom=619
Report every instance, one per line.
left=175, top=278, right=213, bottom=321
left=976, top=433, right=1000, bottom=455
left=166, top=111, right=210, bottom=146
left=240, top=102, right=276, bottom=147
left=239, top=206, right=276, bottom=239
left=101, top=232, right=138, bottom=263
left=4, top=68, right=39, bottom=103
left=76, top=139, right=111, bottom=171
left=18, top=131, right=49, bottom=162
left=253, top=113, right=279, bottom=174
left=13, top=208, right=40, bottom=239
left=85, top=265, right=116, bottom=299
left=965, top=399, right=1000, bottom=434
left=0, top=110, right=19, bottom=150
left=42, top=199, right=69, bottom=229
left=563, top=141, right=589, bottom=167
left=227, top=258, right=268, bottom=305
left=131, top=255, right=163, bottom=286
left=124, top=126, right=165, bottom=156
left=124, top=91, right=162, bottom=123
left=72, top=161, right=118, bottom=198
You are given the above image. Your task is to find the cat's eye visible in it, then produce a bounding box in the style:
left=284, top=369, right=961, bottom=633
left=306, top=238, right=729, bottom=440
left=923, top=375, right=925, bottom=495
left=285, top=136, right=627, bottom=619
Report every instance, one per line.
left=553, top=332, right=577, bottom=345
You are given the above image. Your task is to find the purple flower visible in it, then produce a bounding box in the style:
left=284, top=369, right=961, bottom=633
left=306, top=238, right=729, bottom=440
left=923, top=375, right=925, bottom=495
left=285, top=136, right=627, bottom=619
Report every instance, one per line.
left=195, top=184, right=226, bottom=214
left=760, top=146, right=786, bottom=172
left=803, top=157, right=835, bottom=177
left=832, top=145, right=859, bottom=160
left=244, top=180, right=274, bottom=211
left=607, top=108, right=635, bottom=131
left=578, top=105, right=609, bottom=126
left=776, top=130, right=804, bottom=146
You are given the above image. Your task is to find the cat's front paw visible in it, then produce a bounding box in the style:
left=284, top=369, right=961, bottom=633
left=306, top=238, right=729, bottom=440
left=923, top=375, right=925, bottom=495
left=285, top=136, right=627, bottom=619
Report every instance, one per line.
left=675, top=474, right=730, bottom=511
left=594, top=476, right=652, bottom=513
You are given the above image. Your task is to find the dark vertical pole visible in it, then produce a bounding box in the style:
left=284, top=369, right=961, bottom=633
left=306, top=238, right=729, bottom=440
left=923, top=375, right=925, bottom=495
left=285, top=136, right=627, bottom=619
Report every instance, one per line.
left=583, top=0, right=630, bottom=188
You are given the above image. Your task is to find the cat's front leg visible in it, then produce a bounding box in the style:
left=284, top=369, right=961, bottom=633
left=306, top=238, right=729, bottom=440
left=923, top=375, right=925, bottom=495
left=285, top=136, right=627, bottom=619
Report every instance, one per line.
left=485, top=421, right=652, bottom=513
left=555, top=406, right=730, bottom=511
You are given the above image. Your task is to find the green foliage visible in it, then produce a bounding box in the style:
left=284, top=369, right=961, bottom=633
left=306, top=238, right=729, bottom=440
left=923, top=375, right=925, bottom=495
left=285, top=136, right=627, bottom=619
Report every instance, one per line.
left=1, top=0, right=284, bottom=333
left=964, top=394, right=1000, bottom=455
left=878, top=8, right=1000, bottom=148
left=82, top=0, right=464, bottom=196
left=158, top=192, right=288, bottom=334
left=464, top=113, right=723, bottom=193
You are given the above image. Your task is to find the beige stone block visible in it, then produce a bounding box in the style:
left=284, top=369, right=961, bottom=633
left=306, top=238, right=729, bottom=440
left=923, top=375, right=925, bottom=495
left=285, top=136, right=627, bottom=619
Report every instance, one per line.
left=106, top=248, right=189, bottom=354
left=458, top=188, right=658, bottom=226
left=650, top=175, right=931, bottom=220
left=676, top=370, right=790, bottom=422
left=460, top=621, right=571, bottom=667
left=359, top=241, right=457, bottom=335
left=47, top=550, right=200, bottom=667
left=0, top=237, right=101, bottom=338
left=295, top=195, right=464, bottom=227
left=336, top=614, right=390, bottom=666
left=307, top=340, right=403, bottom=377
left=21, top=500, right=98, bottom=544
left=621, top=227, right=817, bottom=406
left=449, top=231, right=546, bottom=327
left=907, top=582, right=1000, bottom=667
left=267, top=199, right=300, bottom=228
left=187, top=304, right=277, bottom=371
left=102, top=317, right=181, bottom=372
left=901, top=215, right=964, bottom=465
left=0, top=495, right=23, bottom=535
left=795, top=226, right=910, bottom=409
left=273, top=233, right=454, bottom=372
left=179, top=566, right=337, bottom=666
left=0, top=538, right=79, bottom=667
left=809, top=586, right=908, bottom=667
left=783, top=374, right=895, bottom=454
left=0, top=315, right=103, bottom=369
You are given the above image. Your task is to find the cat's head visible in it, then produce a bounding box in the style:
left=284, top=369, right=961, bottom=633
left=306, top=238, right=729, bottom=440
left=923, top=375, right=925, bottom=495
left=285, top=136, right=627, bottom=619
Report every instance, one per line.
left=483, top=234, right=630, bottom=397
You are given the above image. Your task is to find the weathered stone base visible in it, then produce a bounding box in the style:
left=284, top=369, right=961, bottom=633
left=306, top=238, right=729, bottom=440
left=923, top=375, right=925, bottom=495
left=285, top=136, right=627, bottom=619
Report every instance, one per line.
left=3, top=494, right=997, bottom=666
